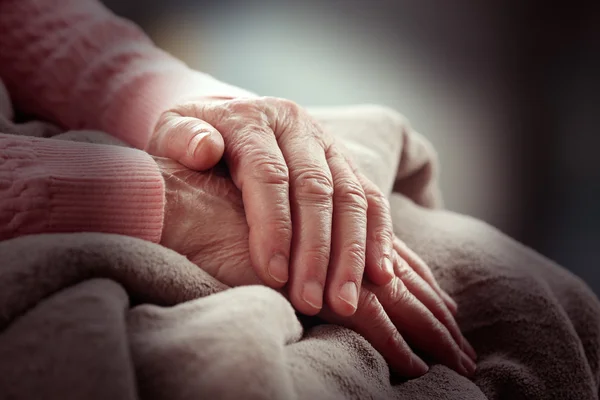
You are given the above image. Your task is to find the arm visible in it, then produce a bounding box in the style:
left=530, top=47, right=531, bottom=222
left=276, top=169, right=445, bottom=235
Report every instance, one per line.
left=0, top=0, right=255, bottom=150
left=0, top=0, right=438, bottom=324
left=0, top=134, right=164, bottom=242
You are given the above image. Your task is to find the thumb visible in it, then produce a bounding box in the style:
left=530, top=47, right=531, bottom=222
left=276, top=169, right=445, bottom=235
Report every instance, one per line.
left=148, top=110, right=224, bottom=171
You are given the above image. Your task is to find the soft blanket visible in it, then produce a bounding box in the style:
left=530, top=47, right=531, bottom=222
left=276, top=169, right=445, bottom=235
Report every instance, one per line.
left=0, top=80, right=598, bottom=399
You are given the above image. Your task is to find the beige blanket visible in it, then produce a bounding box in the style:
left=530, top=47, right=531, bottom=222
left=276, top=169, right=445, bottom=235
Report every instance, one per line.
left=0, top=81, right=599, bottom=399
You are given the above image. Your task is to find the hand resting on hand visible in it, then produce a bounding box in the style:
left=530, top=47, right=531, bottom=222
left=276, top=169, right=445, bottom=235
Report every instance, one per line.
left=148, top=97, right=398, bottom=318
left=155, top=157, right=477, bottom=378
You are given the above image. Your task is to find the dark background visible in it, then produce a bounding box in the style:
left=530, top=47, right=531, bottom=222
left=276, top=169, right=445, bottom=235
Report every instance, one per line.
left=101, top=0, right=600, bottom=293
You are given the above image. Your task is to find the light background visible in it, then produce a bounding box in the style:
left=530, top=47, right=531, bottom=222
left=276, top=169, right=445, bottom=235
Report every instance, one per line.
left=145, top=1, right=518, bottom=235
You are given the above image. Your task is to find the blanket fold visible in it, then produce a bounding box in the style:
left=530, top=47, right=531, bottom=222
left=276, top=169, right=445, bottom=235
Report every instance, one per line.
left=0, top=89, right=598, bottom=399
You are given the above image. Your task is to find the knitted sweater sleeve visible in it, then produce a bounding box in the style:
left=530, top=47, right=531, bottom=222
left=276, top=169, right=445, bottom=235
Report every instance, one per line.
left=0, top=133, right=165, bottom=242
left=0, top=0, right=256, bottom=150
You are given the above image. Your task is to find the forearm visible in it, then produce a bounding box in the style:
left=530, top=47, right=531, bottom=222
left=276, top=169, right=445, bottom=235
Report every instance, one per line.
left=0, top=134, right=164, bottom=242
left=0, top=0, right=255, bottom=150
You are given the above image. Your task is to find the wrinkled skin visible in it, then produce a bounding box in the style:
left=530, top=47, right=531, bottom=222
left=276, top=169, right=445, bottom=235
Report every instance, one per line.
left=159, top=159, right=257, bottom=286
left=148, top=97, right=400, bottom=318
left=156, top=157, right=477, bottom=378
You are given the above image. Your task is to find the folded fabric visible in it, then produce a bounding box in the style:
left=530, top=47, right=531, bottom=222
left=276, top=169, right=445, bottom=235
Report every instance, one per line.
left=0, top=104, right=598, bottom=400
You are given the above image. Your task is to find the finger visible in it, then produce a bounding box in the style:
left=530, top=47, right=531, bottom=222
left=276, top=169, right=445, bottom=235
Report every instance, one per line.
left=280, top=129, right=334, bottom=316
left=190, top=101, right=293, bottom=289
left=393, top=237, right=458, bottom=316
left=392, top=251, right=477, bottom=362
left=320, top=289, right=429, bottom=378
left=393, top=237, right=456, bottom=311
left=356, top=172, right=396, bottom=285
left=368, top=277, right=476, bottom=377
left=150, top=108, right=224, bottom=170
left=323, top=146, right=368, bottom=316
left=440, top=291, right=459, bottom=316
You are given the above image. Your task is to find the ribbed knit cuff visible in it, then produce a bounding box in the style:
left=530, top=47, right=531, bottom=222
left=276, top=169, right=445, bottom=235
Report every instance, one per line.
left=103, top=67, right=258, bottom=150
left=1, top=137, right=165, bottom=242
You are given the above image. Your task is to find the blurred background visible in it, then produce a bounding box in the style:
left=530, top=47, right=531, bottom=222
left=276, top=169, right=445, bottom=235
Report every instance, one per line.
left=102, top=0, right=600, bottom=293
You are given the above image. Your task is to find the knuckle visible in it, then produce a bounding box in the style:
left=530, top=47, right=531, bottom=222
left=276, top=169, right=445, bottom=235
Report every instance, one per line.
left=173, top=101, right=198, bottom=115
left=394, top=260, right=413, bottom=282
left=209, top=102, right=270, bottom=133
left=387, top=276, right=411, bottom=308
left=367, top=190, right=391, bottom=213
left=278, top=97, right=301, bottom=114
left=293, top=169, right=334, bottom=202
left=371, top=226, right=393, bottom=245
left=233, top=121, right=271, bottom=139
left=173, top=102, right=210, bottom=124
left=334, top=179, right=368, bottom=211
left=303, top=247, right=331, bottom=275
left=358, top=291, right=382, bottom=316
left=248, top=155, right=290, bottom=186
left=343, top=241, right=367, bottom=272
left=264, top=97, right=302, bottom=122
left=265, top=215, right=293, bottom=239
left=226, top=99, right=264, bottom=116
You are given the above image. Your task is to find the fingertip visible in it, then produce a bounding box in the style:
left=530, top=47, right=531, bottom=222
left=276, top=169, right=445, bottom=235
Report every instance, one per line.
left=295, top=304, right=321, bottom=317
left=186, top=129, right=224, bottom=170
left=292, top=281, right=324, bottom=316
left=392, top=355, right=429, bottom=378
left=459, top=352, right=477, bottom=377
left=329, top=281, right=359, bottom=317
left=413, top=356, right=430, bottom=376
left=441, top=291, right=458, bottom=316
left=154, top=113, right=224, bottom=170
left=463, top=338, right=478, bottom=361
left=267, top=253, right=289, bottom=287
left=367, top=256, right=395, bottom=286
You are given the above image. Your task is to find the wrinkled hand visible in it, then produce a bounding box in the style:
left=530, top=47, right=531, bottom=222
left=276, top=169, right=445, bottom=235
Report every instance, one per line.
left=155, top=158, right=477, bottom=378
left=321, top=237, right=477, bottom=377
left=148, top=97, right=396, bottom=317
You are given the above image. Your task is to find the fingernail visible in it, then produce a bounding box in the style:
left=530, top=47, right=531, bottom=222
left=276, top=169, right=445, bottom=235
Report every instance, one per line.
left=442, top=291, right=458, bottom=311
left=460, top=352, right=477, bottom=376
left=189, top=131, right=211, bottom=158
left=268, top=253, right=289, bottom=284
left=463, top=337, right=478, bottom=361
left=381, top=257, right=394, bottom=278
left=302, top=281, right=323, bottom=310
left=413, top=356, right=429, bottom=375
left=338, top=281, right=358, bottom=310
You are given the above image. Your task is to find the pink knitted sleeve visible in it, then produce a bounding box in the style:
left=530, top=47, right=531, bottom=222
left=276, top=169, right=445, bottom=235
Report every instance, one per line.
left=0, top=0, right=255, bottom=150
left=0, top=134, right=165, bottom=242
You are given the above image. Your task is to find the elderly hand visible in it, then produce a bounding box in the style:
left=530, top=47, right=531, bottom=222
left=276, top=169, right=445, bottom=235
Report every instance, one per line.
left=148, top=97, right=400, bottom=318
left=154, top=157, right=477, bottom=378
left=321, top=237, right=477, bottom=377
